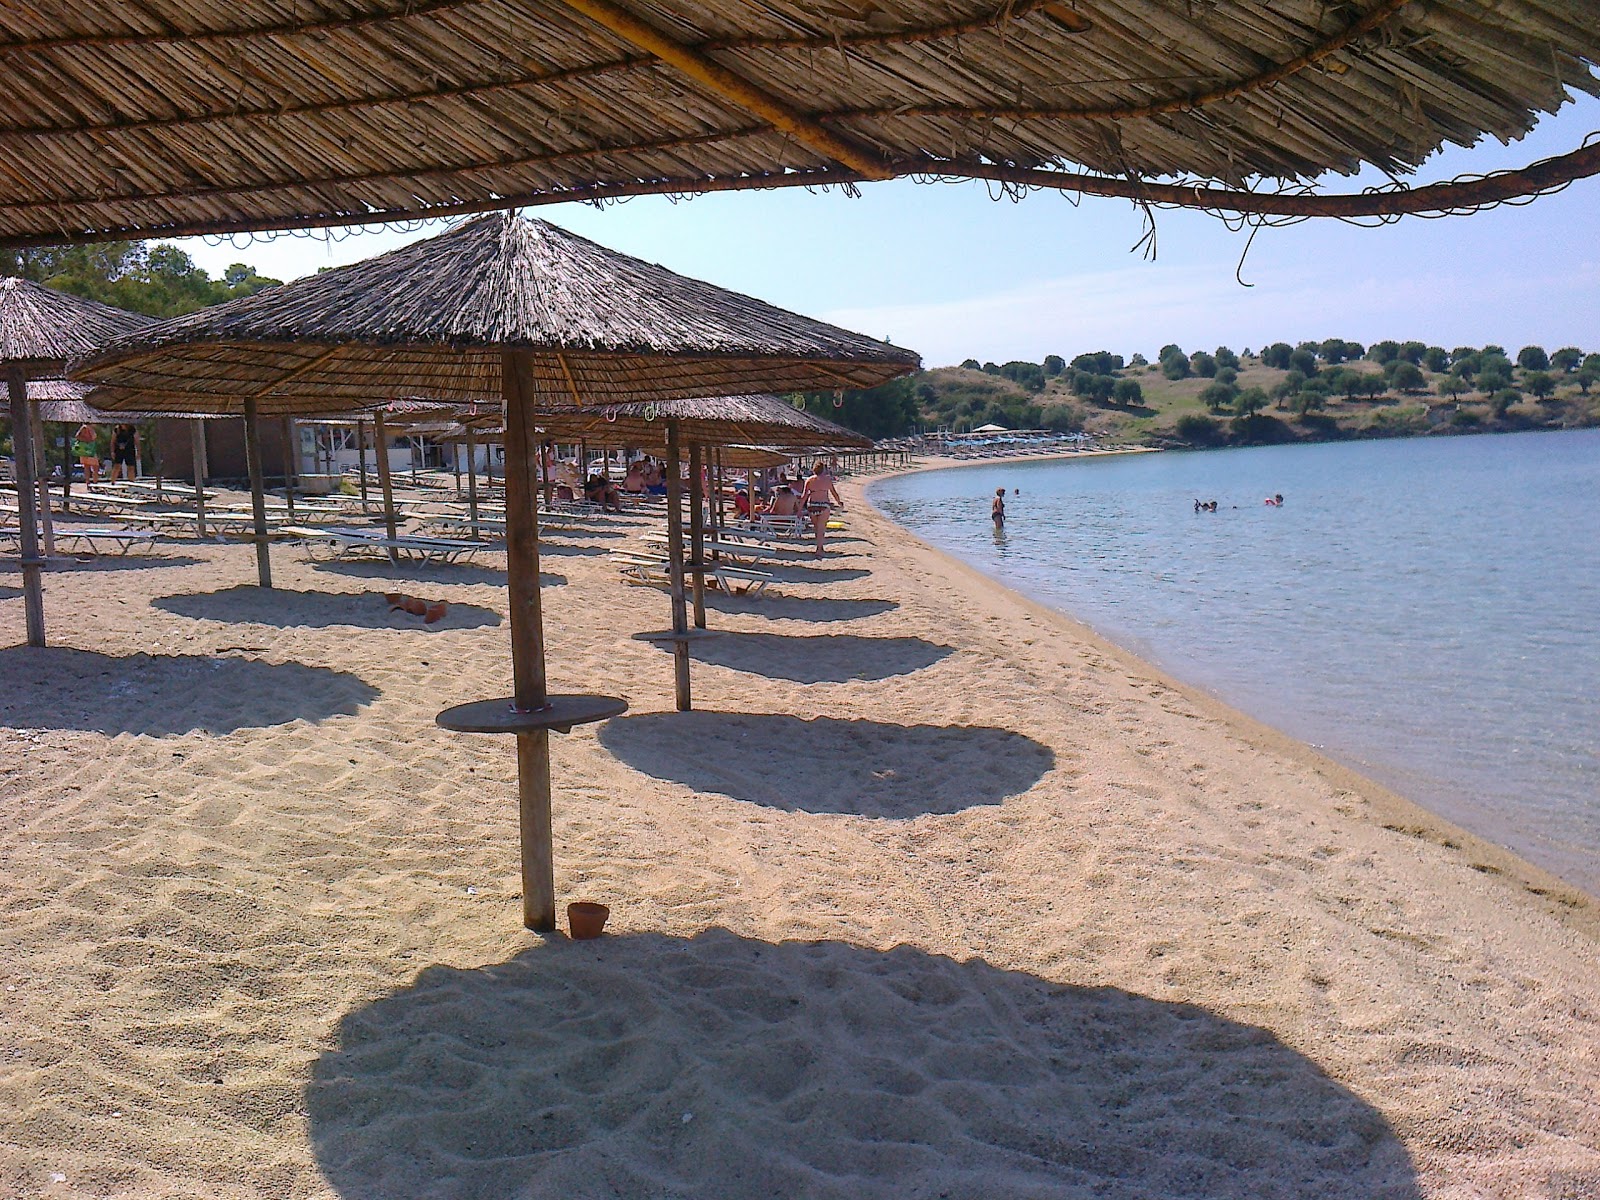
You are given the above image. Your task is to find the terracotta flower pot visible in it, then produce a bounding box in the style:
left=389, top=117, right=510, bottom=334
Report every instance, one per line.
left=567, top=901, right=610, bottom=940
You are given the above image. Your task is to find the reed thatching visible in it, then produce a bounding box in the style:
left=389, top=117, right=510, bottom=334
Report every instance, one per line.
left=530, top=394, right=873, bottom=450
left=1, top=0, right=1597, bottom=248
left=713, top=445, right=791, bottom=469
left=72, top=213, right=919, bottom=415
left=1, top=278, right=152, bottom=375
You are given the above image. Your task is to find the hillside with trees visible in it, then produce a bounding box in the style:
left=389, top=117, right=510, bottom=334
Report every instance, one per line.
left=2, top=241, right=281, bottom=317
left=861, top=340, right=1600, bottom=448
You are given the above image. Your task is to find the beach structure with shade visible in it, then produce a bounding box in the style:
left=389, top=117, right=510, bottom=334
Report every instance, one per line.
left=535, top=394, right=870, bottom=711
left=74, top=211, right=919, bottom=931
left=1, top=1, right=1597, bottom=249
left=1, top=278, right=152, bottom=646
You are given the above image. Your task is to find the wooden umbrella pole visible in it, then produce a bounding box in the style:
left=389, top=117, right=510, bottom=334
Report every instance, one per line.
left=190, top=418, right=208, bottom=539
left=373, top=410, right=398, bottom=563
left=6, top=366, right=45, bottom=646
left=688, top=441, right=707, bottom=630
left=30, top=402, right=54, bottom=558
left=502, top=350, right=554, bottom=931
left=465, top=427, right=480, bottom=540
left=280, top=416, right=297, bottom=521
left=242, top=395, right=272, bottom=589
left=356, top=418, right=370, bottom=509
left=665, top=420, right=691, bottom=711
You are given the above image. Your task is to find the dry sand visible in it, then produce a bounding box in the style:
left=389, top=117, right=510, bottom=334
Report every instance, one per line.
left=0, top=481, right=1596, bottom=1199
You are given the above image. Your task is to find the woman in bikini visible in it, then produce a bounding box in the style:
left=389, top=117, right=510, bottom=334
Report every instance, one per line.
left=798, top=460, right=842, bottom=558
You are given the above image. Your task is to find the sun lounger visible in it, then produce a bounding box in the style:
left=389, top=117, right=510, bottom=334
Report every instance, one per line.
left=612, top=550, right=771, bottom=596
left=742, top=513, right=807, bottom=537
left=58, top=528, right=160, bottom=555
left=282, top=525, right=491, bottom=564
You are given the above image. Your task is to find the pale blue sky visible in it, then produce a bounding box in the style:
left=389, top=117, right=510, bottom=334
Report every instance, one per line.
left=176, top=94, right=1600, bottom=369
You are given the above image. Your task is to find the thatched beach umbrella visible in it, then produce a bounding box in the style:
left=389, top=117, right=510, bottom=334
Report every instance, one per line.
left=534, top=395, right=870, bottom=711
left=1, top=278, right=151, bottom=646
left=74, top=212, right=918, bottom=932
left=2, top=3, right=1597, bottom=246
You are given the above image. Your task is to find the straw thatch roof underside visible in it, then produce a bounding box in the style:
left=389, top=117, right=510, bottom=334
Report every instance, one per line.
left=72, top=214, right=919, bottom=416
left=1, top=279, right=153, bottom=374
left=528, top=395, right=873, bottom=450
left=1, top=1, right=1597, bottom=247
left=712, top=445, right=791, bottom=469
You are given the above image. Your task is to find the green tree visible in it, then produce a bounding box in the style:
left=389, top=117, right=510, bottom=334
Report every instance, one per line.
left=1390, top=361, right=1427, bottom=393
left=1261, top=342, right=1293, bottom=369
left=1111, top=378, right=1144, bottom=407
left=1161, top=354, right=1191, bottom=381
left=1295, top=378, right=1332, bottom=413
left=1200, top=381, right=1237, bottom=413
left=1582, top=353, right=1600, bottom=375
left=1214, top=345, right=1239, bottom=371
left=1158, top=343, right=1183, bottom=362
left=1516, top=345, right=1550, bottom=371
left=960, top=358, right=982, bottom=371
left=999, top=361, right=1046, bottom=391
left=1288, top=347, right=1319, bottom=377
left=1215, top=366, right=1238, bottom=386
left=1042, top=354, right=1066, bottom=377
left=1575, top=367, right=1598, bottom=395
left=1450, top=346, right=1478, bottom=363
left=796, top=376, right=920, bottom=437
left=1233, top=386, right=1268, bottom=417
left=1421, top=346, right=1450, bottom=372
left=1398, top=341, right=1427, bottom=364
left=1476, top=364, right=1513, bottom=394
left=1490, top=388, right=1520, bottom=419
left=1367, top=340, right=1401, bottom=364
left=1273, top=369, right=1306, bottom=408
left=1522, top=370, right=1557, bottom=400
left=1437, top=374, right=1468, bottom=402
left=4, top=240, right=280, bottom=317
left=1190, top=351, right=1217, bottom=378
left=1128, top=352, right=1148, bottom=367
left=1174, top=413, right=1222, bottom=445
left=1550, top=347, right=1583, bottom=373
left=1071, top=351, right=1124, bottom=375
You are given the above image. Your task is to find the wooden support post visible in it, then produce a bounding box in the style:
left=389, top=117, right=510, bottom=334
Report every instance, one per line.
left=242, top=395, right=272, bottom=589
left=30, top=401, right=54, bottom=559
left=465, top=427, right=480, bottom=541
left=502, top=350, right=555, bottom=931
left=357, top=419, right=370, bottom=509
left=280, top=416, right=297, bottom=522
left=373, top=410, right=398, bottom=564
left=6, top=366, right=45, bottom=646
left=190, top=419, right=209, bottom=539
left=688, top=441, right=707, bottom=630
left=665, top=421, right=691, bottom=711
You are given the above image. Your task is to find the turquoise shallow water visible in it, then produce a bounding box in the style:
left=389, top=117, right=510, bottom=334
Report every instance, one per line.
left=871, top=430, right=1600, bottom=894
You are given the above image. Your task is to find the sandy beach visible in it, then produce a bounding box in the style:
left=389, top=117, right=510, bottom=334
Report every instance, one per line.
left=2, top=479, right=1597, bottom=1199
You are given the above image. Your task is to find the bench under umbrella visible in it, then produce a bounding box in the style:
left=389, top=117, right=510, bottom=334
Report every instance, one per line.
left=1, top=279, right=152, bottom=646
left=72, top=211, right=918, bottom=931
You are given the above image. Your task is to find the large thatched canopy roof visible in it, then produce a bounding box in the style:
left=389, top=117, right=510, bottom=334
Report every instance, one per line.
left=1, top=278, right=153, bottom=375
left=71, top=213, right=919, bottom=415
left=2, top=0, right=1598, bottom=248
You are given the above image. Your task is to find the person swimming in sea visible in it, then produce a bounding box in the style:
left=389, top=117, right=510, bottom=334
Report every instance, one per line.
left=992, top=487, right=1006, bottom=525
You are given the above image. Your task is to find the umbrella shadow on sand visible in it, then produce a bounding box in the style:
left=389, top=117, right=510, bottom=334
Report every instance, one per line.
left=701, top=594, right=898, bottom=623
left=0, top=584, right=21, bottom=600
left=0, top=646, right=378, bottom=735
left=307, top=931, right=1420, bottom=1200
left=26, top=554, right=207, bottom=573
left=153, top=586, right=503, bottom=630
left=600, top=712, right=1053, bottom=817
left=310, top=560, right=565, bottom=589
left=658, top=631, right=951, bottom=684
left=758, top=562, right=872, bottom=584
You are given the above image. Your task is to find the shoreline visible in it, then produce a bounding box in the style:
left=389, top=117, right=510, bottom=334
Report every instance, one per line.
left=851, top=458, right=1600, bottom=937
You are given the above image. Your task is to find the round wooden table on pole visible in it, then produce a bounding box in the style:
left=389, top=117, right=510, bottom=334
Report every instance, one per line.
left=436, top=350, right=626, bottom=933
left=242, top=394, right=273, bottom=588
left=6, top=365, right=46, bottom=645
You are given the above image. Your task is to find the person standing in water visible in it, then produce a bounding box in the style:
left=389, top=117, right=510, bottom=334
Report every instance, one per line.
left=992, top=486, right=1006, bottom=526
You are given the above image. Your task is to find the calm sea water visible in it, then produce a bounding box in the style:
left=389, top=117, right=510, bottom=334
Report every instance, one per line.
left=871, top=430, right=1600, bottom=894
